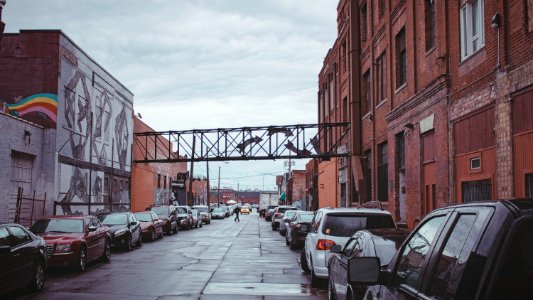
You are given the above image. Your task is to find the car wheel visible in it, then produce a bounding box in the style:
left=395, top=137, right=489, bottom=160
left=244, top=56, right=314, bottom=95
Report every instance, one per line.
left=328, top=277, right=336, bottom=300
left=311, top=269, right=323, bottom=288
left=125, top=235, right=133, bottom=251
left=173, top=224, right=178, bottom=234
left=77, top=247, right=87, bottom=272
left=200, top=222, right=203, bottom=228
left=159, top=229, right=164, bottom=239
left=300, top=250, right=310, bottom=273
left=289, top=239, right=298, bottom=250
left=101, top=240, right=111, bottom=262
left=150, top=229, right=156, bottom=242
left=285, top=236, right=290, bottom=246
left=136, top=234, right=143, bottom=247
left=27, top=259, right=45, bottom=291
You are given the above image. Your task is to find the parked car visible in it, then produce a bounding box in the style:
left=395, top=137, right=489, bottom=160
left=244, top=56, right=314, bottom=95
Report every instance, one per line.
left=265, top=205, right=278, bottom=221
left=192, top=205, right=211, bottom=224
left=328, top=228, right=410, bottom=300
left=271, top=206, right=298, bottom=230
left=301, top=207, right=396, bottom=287
left=30, top=215, right=111, bottom=272
left=0, top=223, right=47, bottom=295
left=285, top=211, right=315, bottom=250
left=222, top=206, right=231, bottom=217
left=211, top=207, right=226, bottom=219
left=134, top=211, right=165, bottom=241
left=175, top=206, right=194, bottom=229
left=151, top=205, right=178, bottom=234
left=279, top=210, right=298, bottom=236
left=346, top=199, right=533, bottom=300
left=240, top=206, right=251, bottom=214
left=190, top=209, right=203, bottom=228
left=98, top=212, right=142, bottom=251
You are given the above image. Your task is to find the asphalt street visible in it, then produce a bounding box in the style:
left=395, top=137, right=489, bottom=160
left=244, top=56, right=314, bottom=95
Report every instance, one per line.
left=13, top=211, right=327, bottom=300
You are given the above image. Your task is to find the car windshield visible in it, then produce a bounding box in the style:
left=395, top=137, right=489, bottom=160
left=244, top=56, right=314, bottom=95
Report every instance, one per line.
left=322, top=214, right=395, bottom=237
left=213, top=208, right=224, bottom=213
left=278, top=207, right=297, bottom=213
left=193, top=206, right=208, bottom=212
left=191, top=209, right=198, bottom=216
left=152, top=207, right=169, bottom=216
left=176, top=207, right=188, bottom=214
left=284, top=211, right=297, bottom=219
left=134, top=213, right=152, bottom=222
left=299, top=214, right=315, bottom=222
left=31, top=219, right=84, bottom=234
left=100, top=213, right=128, bottom=225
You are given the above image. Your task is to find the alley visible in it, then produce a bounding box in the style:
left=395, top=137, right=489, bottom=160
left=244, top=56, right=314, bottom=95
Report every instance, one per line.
left=15, top=212, right=326, bottom=300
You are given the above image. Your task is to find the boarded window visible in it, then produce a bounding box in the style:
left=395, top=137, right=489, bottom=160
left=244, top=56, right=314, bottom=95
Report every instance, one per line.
left=396, top=132, right=405, bottom=169
left=11, top=151, right=34, bottom=196
left=423, top=131, right=436, bottom=162
left=454, top=107, right=495, bottom=155
left=513, top=91, right=533, bottom=134
left=462, top=179, right=492, bottom=202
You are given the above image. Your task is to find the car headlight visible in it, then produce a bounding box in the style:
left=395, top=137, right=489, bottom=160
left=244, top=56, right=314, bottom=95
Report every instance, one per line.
left=115, top=229, right=128, bottom=236
left=55, top=244, right=71, bottom=253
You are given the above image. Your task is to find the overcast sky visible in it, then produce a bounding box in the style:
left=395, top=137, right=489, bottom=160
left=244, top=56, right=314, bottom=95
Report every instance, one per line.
left=4, top=0, right=338, bottom=191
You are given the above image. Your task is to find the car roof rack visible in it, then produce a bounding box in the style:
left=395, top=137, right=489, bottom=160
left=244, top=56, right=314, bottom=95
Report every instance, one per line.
left=356, top=201, right=383, bottom=210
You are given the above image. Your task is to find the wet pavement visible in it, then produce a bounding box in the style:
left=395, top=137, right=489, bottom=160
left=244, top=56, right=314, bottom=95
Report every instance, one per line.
left=14, top=211, right=327, bottom=299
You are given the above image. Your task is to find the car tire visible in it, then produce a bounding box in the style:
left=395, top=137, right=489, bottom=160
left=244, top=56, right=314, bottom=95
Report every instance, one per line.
left=300, top=250, right=310, bottom=273
left=285, top=236, right=290, bottom=246
left=200, top=222, right=203, bottom=228
left=173, top=224, right=178, bottom=234
left=125, top=235, right=133, bottom=251
left=150, top=229, right=156, bottom=241
left=77, top=247, right=87, bottom=272
left=27, top=259, right=45, bottom=291
left=289, top=239, right=298, bottom=250
left=101, top=240, right=111, bottom=262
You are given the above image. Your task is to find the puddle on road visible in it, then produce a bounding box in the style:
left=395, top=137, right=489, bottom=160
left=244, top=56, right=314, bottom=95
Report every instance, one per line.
left=203, top=282, right=315, bottom=296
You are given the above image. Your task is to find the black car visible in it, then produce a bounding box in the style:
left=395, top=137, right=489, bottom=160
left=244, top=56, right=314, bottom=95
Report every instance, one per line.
left=0, top=223, right=47, bottom=295
left=151, top=205, right=178, bottom=234
left=285, top=211, right=314, bottom=250
left=98, top=212, right=142, bottom=251
left=328, top=228, right=410, bottom=300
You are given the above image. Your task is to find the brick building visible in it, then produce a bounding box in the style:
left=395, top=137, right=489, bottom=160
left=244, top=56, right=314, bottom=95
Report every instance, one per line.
left=319, top=0, right=533, bottom=227
left=0, top=30, right=134, bottom=219
left=131, top=115, right=185, bottom=211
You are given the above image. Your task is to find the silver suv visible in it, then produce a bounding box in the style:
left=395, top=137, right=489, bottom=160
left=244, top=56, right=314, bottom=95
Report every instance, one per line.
left=301, top=207, right=396, bottom=287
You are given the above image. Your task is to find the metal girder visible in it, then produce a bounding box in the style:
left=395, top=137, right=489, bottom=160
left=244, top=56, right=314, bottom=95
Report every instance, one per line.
left=133, top=123, right=350, bottom=163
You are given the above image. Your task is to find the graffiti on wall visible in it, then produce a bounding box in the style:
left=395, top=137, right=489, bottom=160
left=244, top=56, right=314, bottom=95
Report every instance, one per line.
left=114, top=107, right=129, bottom=171
left=58, top=167, right=88, bottom=215
left=1, top=93, right=58, bottom=128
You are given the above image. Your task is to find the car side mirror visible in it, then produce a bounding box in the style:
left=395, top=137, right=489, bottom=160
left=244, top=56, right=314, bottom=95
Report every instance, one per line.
left=130, top=221, right=138, bottom=226
left=348, top=257, right=381, bottom=286
left=0, top=245, right=12, bottom=254
left=88, top=225, right=97, bottom=232
left=171, top=211, right=177, bottom=215
left=330, top=244, right=342, bottom=254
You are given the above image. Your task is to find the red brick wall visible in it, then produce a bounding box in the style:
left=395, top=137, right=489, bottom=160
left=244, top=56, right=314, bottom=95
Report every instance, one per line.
left=318, top=159, right=338, bottom=208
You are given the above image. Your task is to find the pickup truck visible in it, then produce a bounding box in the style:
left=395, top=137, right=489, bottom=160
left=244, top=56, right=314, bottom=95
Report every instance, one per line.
left=347, top=199, right=533, bottom=300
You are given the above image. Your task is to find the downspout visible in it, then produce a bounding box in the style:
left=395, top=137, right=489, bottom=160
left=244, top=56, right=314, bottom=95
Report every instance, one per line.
left=349, top=0, right=362, bottom=203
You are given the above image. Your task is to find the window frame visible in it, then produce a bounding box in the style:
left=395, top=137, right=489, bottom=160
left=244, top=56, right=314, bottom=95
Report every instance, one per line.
left=460, top=0, right=485, bottom=60
left=425, top=0, right=436, bottom=51
left=396, top=28, right=407, bottom=88
left=376, top=51, right=387, bottom=104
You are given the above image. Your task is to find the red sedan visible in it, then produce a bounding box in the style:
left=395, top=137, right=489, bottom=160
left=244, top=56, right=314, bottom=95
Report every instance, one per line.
left=134, top=211, right=165, bottom=241
left=30, top=215, right=111, bottom=272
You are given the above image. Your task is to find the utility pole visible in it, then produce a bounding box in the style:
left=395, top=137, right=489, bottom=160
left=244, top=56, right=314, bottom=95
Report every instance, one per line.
left=206, top=147, right=210, bottom=207
left=217, top=166, right=221, bottom=206
left=188, top=136, right=196, bottom=206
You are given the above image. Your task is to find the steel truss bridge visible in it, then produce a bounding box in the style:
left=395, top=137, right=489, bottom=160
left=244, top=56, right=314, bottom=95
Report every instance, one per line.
left=133, top=123, right=350, bottom=163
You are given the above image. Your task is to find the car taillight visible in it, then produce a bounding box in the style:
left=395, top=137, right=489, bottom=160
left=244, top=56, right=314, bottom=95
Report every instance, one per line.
left=316, top=239, right=336, bottom=250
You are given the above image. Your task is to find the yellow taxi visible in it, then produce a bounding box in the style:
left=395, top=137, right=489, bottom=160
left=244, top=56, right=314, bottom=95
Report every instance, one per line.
left=240, top=206, right=251, bottom=214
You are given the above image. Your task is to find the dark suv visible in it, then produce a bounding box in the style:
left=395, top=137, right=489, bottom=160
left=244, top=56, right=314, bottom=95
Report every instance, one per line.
left=151, top=205, right=178, bottom=234
left=347, top=199, right=533, bottom=300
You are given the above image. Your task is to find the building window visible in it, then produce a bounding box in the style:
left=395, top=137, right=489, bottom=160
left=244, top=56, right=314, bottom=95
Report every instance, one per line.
left=470, top=157, right=481, bottom=170
left=379, top=0, right=386, bottom=17
left=526, top=174, right=533, bottom=197
left=363, top=150, right=372, bottom=202
left=341, top=41, right=347, bottom=72
left=342, top=98, right=348, bottom=123
left=396, top=132, right=405, bottom=170
left=396, top=28, right=407, bottom=88
left=363, top=71, right=371, bottom=115
left=329, top=76, right=335, bottom=112
left=157, top=174, right=161, bottom=189
left=361, top=3, right=368, bottom=41
left=460, top=0, right=485, bottom=60
left=325, top=84, right=330, bottom=115
left=378, top=142, right=388, bottom=202
left=164, top=176, right=167, bottom=189
left=462, top=179, right=491, bottom=202
left=376, top=52, right=387, bottom=103
left=425, top=0, right=436, bottom=51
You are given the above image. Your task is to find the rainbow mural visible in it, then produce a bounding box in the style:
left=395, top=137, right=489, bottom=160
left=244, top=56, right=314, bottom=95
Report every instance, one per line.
left=3, top=93, right=58, bottom=125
